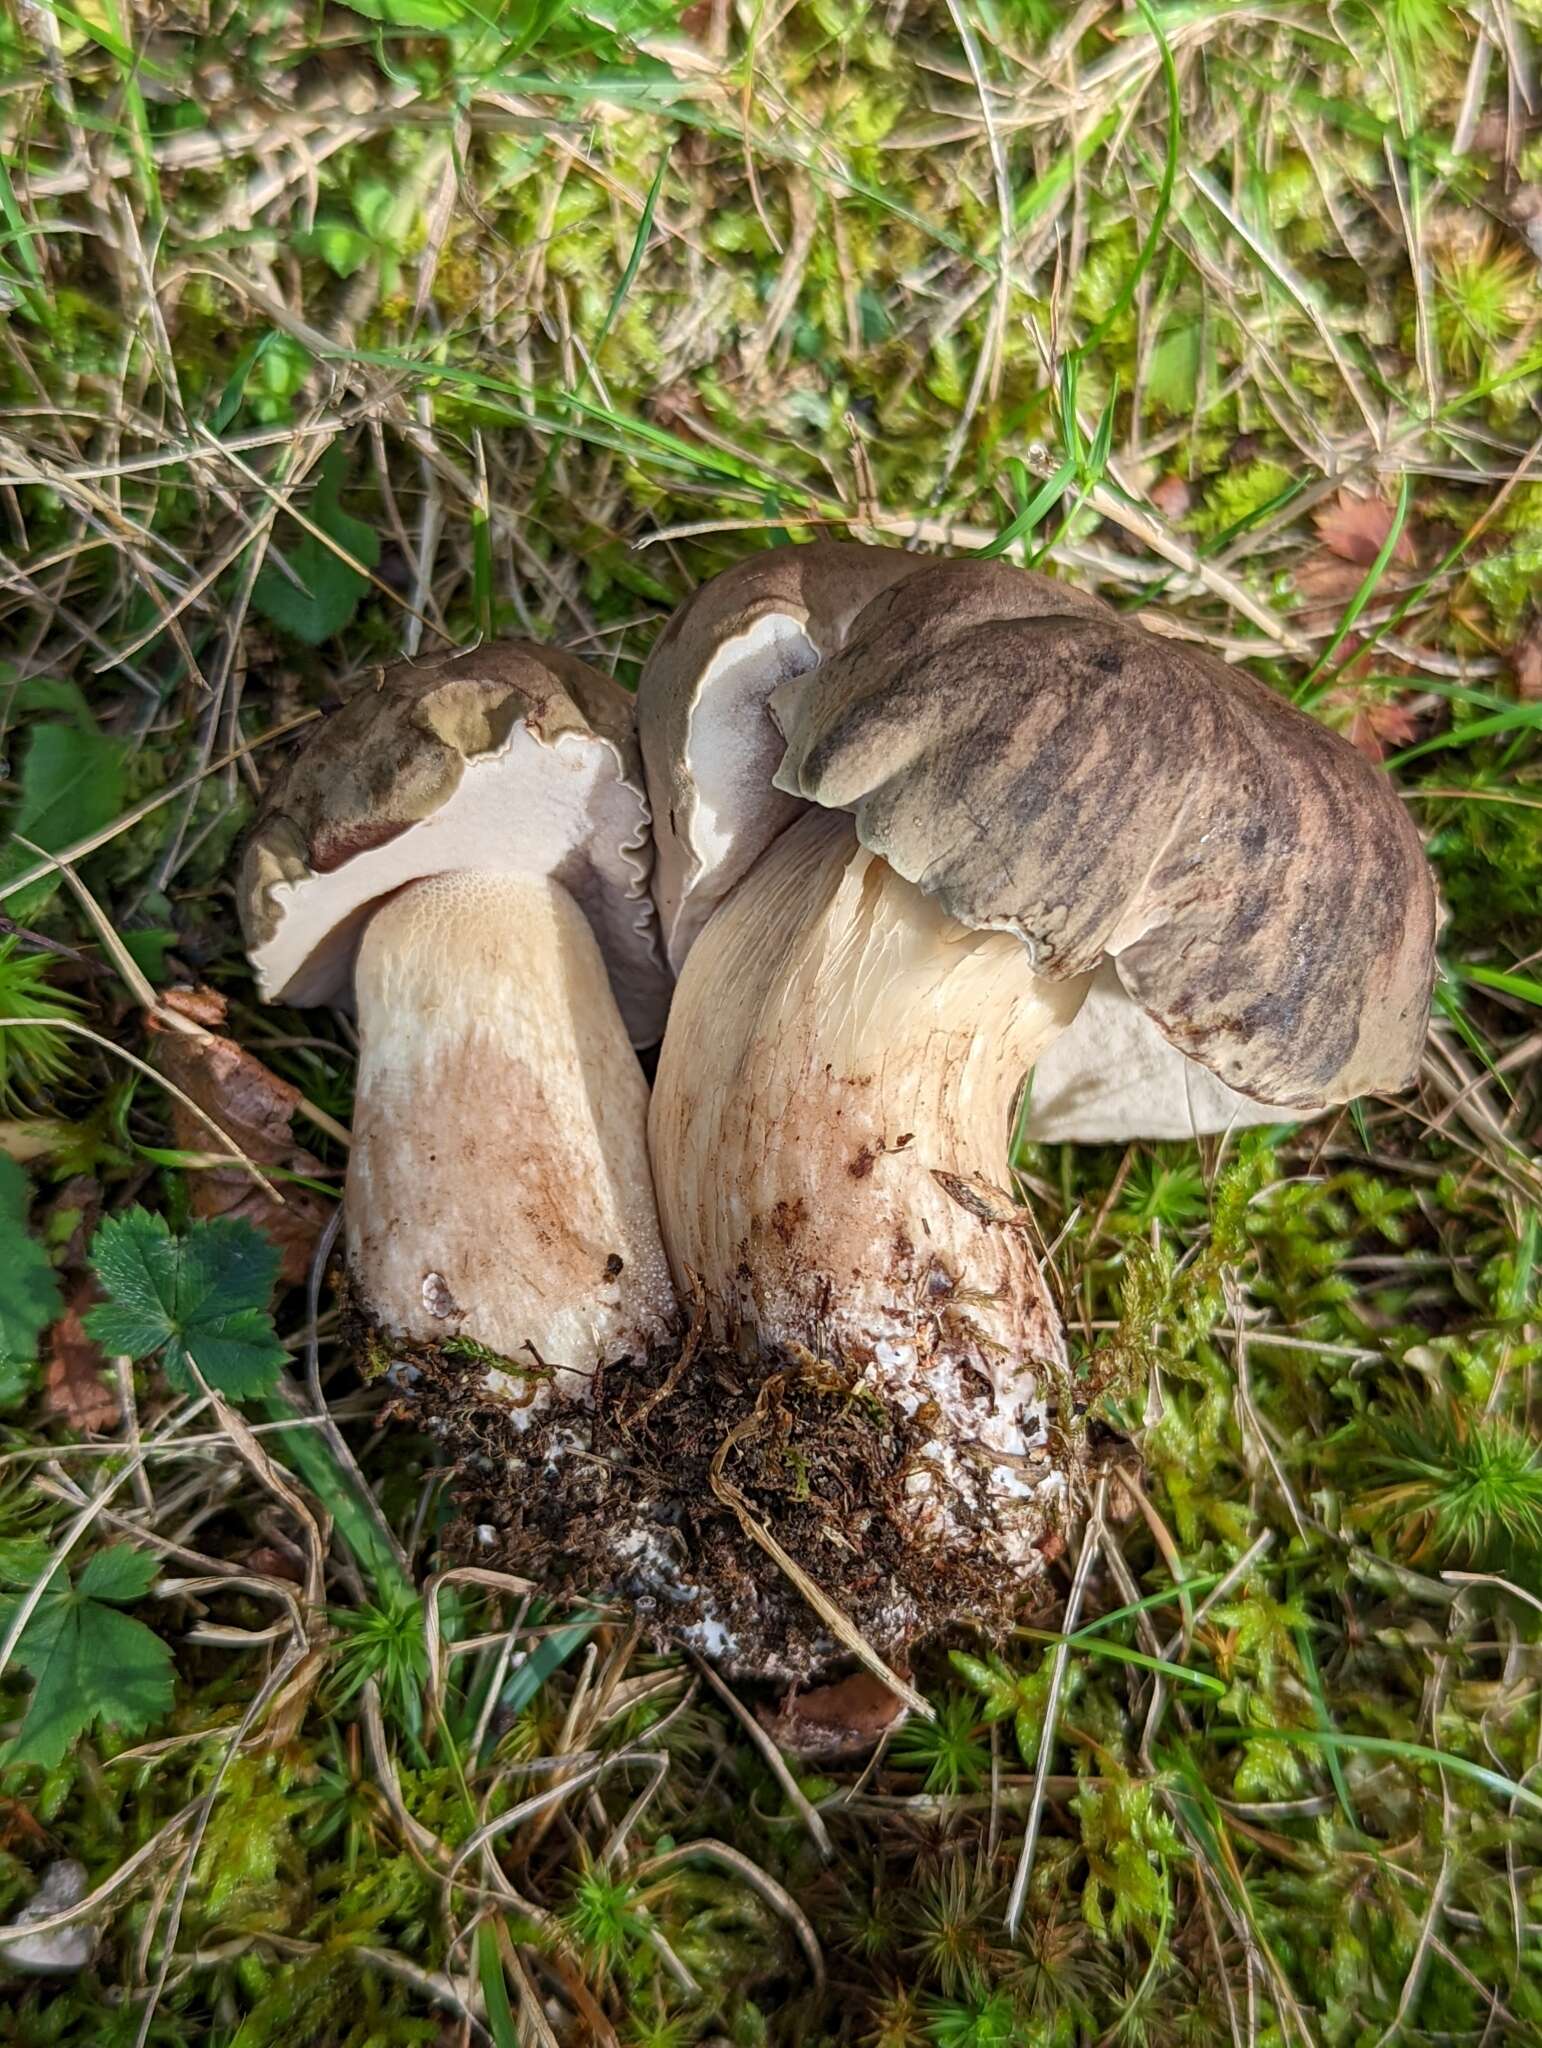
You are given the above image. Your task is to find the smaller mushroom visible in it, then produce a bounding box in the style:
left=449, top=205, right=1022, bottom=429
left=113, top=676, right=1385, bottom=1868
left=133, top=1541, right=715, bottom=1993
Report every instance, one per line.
left=239, top=645, right=678, bottom=1403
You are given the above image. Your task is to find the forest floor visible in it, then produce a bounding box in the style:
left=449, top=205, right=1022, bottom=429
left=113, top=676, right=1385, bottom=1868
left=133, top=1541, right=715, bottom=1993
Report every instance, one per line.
left=0, top=3, right=1540, bottom=2043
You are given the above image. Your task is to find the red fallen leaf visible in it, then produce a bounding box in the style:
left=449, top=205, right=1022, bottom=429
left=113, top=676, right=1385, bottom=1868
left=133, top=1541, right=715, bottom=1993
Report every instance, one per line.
left=149, top=988, right=334, bottom=1287
left=1321, top=687, right=1422, bottom=763
left=1292, top=549, right=1366, bottom=632
left=42, top=1284, right=120, bottom=1433
left=1512, top=624, right=1542, bottom=702
left=1312, top=488, right=1417, bottom=569
left=1294, top=550, right=1365, bottom=606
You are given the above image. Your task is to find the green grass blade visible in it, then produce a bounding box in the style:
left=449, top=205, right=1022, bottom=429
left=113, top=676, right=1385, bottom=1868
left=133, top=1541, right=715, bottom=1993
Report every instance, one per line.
left=1211, top=1726, right=1542, bottom=1817
left=1454, top=963, right=1542, bottom=1008
left=1015, top=1626, right=1226, bottom=1694
left=476, top=1920, right=520, bottom=2048
left=1075, top=0, right=1180, bottom=360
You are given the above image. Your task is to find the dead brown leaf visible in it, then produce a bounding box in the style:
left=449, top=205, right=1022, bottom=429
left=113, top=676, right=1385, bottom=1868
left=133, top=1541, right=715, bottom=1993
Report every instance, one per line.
left=149, top=987, right=335, bottom=1285
left=758, top=1669, right=908, bottom=1759
left=1312, top=488, right=1417, bottom=569
left=1321, top=687, right=1422, bottom=763
left=42, top=1283, right=119, bottom=1433
left=1149, top=474, right=1193, bottom=522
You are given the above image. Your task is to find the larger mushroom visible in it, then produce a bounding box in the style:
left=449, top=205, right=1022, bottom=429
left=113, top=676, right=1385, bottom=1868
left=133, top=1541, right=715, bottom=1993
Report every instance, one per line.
left=239, top=644, right=678, bottom=1405
left=642, top=544, right=1438, bottom=1654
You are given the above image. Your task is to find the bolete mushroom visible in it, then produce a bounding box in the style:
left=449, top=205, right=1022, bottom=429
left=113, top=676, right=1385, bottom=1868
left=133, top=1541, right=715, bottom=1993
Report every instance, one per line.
left=239, top=644, right=678, bottom=1404
left=641, top=544, right=1437, bottom=1143
left=641, top=544, right=1437, bottom=1655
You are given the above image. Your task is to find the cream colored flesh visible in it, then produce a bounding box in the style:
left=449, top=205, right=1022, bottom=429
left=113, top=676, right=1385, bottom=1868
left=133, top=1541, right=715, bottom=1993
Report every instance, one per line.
left=649, top=809, right=1090, bottom=1553
left=251, top=727, right=665, bottom=1046
left=650, top=611, right=818, bottom=971
left=1025, top=958, right=1305, bottom=1142
left=348, top=871, right=677, bottom=1412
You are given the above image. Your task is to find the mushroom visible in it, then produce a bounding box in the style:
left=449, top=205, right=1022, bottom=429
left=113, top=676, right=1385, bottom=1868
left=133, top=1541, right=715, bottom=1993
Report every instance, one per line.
left=771, top=558, right=1437, bottom=1111
left=640, top=544, right=1437, bottom=1143
left=642, top=545, right=1437, bottom=1650
left=239, top=644, right=678, bottom=1403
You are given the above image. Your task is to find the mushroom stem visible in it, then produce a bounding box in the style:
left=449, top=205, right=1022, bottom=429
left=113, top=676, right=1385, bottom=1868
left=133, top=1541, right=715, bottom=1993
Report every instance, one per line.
left=649, top=810, right=1091, bottom=1552
left=348, top=869, right=677, bottom=1406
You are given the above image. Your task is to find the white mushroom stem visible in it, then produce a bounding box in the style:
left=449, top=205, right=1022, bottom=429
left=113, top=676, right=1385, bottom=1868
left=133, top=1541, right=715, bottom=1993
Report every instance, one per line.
left=649, top=810, right=1091, bottom=1551
left=348, top=870, right=677, bottom=1412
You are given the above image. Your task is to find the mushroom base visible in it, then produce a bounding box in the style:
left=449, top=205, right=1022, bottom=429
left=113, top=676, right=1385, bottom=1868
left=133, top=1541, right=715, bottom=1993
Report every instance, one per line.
left=367, top=1302, right=1081, bottom=1682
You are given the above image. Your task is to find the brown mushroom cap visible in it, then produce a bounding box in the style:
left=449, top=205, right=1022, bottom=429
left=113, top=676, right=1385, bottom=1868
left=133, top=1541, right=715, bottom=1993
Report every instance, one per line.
left=772, top=562, right=1437, bottom=1108
left=239, top=642, right=670, bottom=1046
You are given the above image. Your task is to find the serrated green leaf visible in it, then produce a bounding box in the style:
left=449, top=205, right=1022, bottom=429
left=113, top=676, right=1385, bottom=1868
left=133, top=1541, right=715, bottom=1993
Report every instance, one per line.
left=251, top=444, right=380, bottom=645
left=0, top=1157, right=60, bottom=1371
left=0, top=1537, right=51, bottom=1590
left=0, top=719, right=126, bottom=918
left=87, top=1209, right=287, bottom=1399
left=75, top=1542, right=159, bottom=1604
left=0, top=1543, right=173, bottom=1769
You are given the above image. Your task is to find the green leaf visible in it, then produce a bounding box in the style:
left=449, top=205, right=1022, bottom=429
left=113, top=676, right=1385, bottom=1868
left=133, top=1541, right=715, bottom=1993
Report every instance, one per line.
left=0, top=719, right=126, bottom=918
left=121, top=929, right=178, bottom=983
left=0, top=1537, right=51, bottom=1590
left=0, top=1157, right=60, bottom=1374
left=251, top=444, right=381, bottom=646
left=335, top=0, right=467, bottom=23
left=0, top=1543, right=174, bottom=1769
left=349, top=177, right=411, bottom=251
left=1146, top=319, right=1201, bottom=415
left=295, top=218, right=376, bottom=280
left=75, top=1543, right=159, bottom=1603
left=86, top=1210, right=287, bottom=1399
left=4, top=673, right=97, bottom=728
left=209, top=330, right=314, bottom=433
